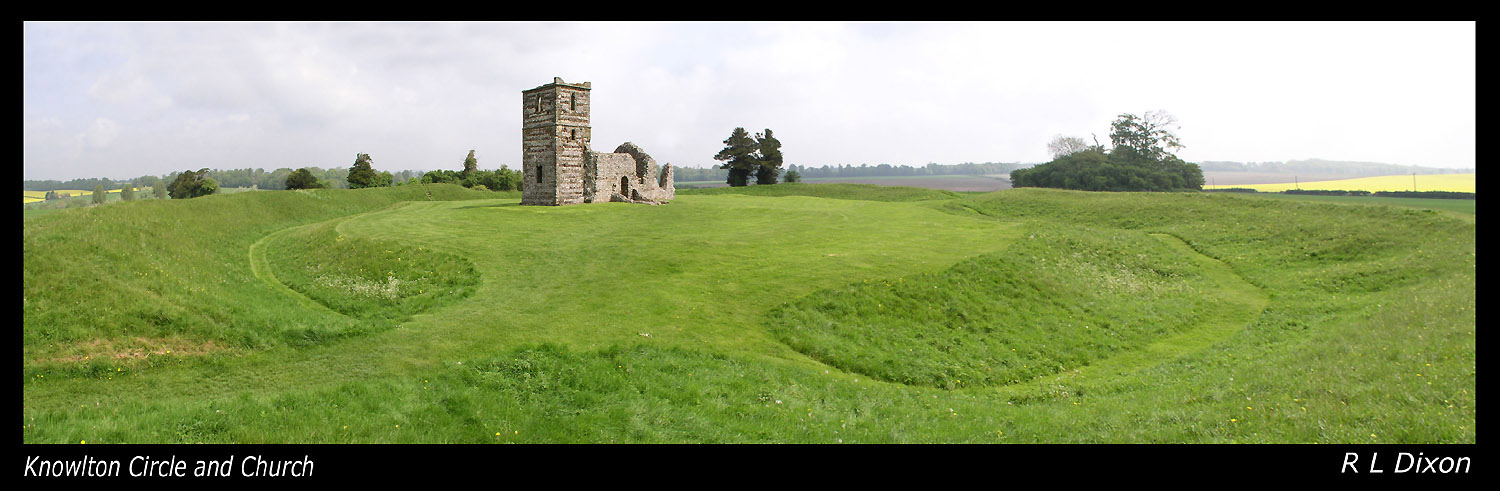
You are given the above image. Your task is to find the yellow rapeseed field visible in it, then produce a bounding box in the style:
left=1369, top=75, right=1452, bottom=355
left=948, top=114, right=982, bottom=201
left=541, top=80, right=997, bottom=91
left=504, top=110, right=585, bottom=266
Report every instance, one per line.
left=1205, top=173, right=1475, bottom=193
left=22, top=188, right=135, bottom=204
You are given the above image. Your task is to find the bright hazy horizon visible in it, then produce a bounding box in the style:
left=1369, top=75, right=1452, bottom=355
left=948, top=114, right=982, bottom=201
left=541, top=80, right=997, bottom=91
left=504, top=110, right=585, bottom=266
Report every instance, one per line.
left=23, top=21, right=1476, bottom=181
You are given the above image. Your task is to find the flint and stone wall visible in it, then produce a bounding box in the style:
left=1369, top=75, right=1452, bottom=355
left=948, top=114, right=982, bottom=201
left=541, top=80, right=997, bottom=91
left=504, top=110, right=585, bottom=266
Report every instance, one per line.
left=521, top=78, right=592, bottom=206
left=522, top=77, right=673, bottom=206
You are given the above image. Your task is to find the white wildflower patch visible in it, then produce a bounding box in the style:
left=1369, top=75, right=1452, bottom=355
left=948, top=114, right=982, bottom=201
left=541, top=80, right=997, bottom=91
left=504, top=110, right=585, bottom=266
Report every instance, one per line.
left=1052, top=253, right=1187, bottom=296
left=313, top=274, right=404, bottom=301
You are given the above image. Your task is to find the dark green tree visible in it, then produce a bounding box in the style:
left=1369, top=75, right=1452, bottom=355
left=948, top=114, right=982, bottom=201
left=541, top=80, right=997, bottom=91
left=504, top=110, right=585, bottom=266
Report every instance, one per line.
left=783, top=169, right=801, bottom=183
left=754, top=129, right=784, bottom=185
left=168, top=168, right=220, bottom=199
left=285, top=168, right=325, bottom=190
left=462, top=150, right=478, bottom=178
left=492, top=165, right=521, bottom=191
left=347, top=153, right=379, bottom=189
left=1109, top=111, right=1183, bottom=162
left=422, top=169, right=460, bottom=184
left=92, top=184, right=107, bottom=205
left=714, top=127, right=759, bottom=187
left=120, top=183, right=135, bottom=201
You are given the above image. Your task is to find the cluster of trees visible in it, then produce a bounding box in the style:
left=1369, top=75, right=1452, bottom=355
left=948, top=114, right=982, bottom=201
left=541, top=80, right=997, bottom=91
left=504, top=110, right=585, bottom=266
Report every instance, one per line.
left=346, top=153, right=392, bottom=189
left=419, top=150, right=523, bottom=191
left=714, top=128, right=784, bottom=186
left=283, top=151, right=520, bottom=192
left=1011, top=111, right=1204, bottom=192
left=284, top=168, right=326, bottom=190
left=168, top=168, right=221, bottom=199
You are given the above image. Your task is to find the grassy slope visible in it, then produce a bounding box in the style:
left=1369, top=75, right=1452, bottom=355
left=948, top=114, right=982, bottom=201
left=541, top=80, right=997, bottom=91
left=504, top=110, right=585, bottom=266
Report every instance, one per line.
left=23, top=184, right=499, bottom=364
left=766, top=225, right=1263, bottom=389
left=952, top=190, right=1474, bottom=441
left=22, top=184, right=1474, bottom=443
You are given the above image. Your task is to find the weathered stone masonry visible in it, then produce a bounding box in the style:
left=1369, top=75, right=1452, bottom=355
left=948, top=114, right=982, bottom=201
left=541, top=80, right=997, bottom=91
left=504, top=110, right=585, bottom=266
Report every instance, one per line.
left=521, top=77, right=674, bottom=206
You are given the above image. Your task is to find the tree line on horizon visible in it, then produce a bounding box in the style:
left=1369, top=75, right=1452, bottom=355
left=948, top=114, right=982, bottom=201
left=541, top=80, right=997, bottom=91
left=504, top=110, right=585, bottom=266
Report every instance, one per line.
left=26, top=150, right=525, bottom=200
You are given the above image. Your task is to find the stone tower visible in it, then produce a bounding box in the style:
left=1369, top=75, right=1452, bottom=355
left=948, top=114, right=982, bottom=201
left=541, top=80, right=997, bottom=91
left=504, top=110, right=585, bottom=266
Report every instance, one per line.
left=521, top=77, right=592, bottom=206
left=521, top=77, right=674, bottom=206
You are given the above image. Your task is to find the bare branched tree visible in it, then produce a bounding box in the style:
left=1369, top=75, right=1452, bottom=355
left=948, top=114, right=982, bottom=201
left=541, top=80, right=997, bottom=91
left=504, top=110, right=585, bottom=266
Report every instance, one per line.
left=1046, top=135, right=1091, bottom=159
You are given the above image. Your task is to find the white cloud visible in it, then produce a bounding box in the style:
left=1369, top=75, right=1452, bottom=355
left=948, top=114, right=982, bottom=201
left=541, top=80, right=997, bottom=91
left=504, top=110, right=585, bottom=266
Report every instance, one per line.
left=25, top=117, right=63, bottom=131
left=21, top=21, right=1477, bottom=181
left=80, top=118, right=120, bottom=148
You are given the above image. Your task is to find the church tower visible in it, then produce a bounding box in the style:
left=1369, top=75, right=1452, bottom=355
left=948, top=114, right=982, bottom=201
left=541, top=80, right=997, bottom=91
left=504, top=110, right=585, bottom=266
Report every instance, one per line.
left=521, top=77, right=592, bottom=205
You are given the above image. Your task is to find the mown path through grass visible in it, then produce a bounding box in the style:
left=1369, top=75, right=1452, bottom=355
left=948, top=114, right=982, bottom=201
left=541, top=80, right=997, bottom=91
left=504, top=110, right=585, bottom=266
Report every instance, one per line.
left=248, top=216, right=353, bottom=318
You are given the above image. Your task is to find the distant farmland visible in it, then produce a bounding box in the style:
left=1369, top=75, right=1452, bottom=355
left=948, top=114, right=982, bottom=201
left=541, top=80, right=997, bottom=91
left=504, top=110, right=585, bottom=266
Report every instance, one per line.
left=681, top=174, right=1012, bottom=192
left=23, top=188, right=137, bottom=204
left=1203, top=173, right=1475, bottom=193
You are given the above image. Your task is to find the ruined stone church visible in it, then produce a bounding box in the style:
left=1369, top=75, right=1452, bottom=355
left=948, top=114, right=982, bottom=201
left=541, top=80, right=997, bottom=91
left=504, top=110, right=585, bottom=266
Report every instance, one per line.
left=521, top=77, right=674, bottom=206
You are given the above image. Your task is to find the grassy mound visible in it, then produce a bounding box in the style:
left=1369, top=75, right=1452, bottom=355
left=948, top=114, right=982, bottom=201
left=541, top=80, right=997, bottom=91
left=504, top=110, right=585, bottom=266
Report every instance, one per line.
left=23, top=184, right=495, bottom=364
left=265, top=213, right=481, bottom=323
left=678, top=182, right=959, bottom=201
left=951, top=189, right=1475, bottom=440
left=767, top=225, right=1236, bottom=389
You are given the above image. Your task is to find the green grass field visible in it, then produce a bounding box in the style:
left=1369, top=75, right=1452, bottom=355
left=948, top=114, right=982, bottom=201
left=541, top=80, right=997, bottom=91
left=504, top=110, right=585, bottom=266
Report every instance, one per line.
left=22, top=184, right=1474, bottom=443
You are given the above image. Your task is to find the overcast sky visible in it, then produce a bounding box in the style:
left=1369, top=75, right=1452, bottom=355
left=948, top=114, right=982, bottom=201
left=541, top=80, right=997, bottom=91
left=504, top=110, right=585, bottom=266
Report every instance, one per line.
left=23, top=21, right=1476, bottom=181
